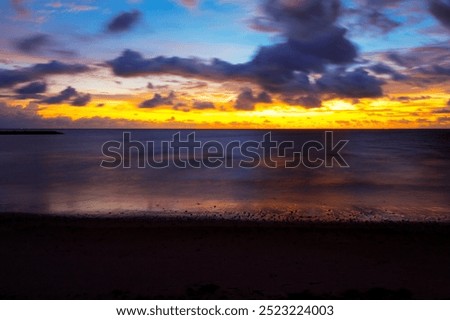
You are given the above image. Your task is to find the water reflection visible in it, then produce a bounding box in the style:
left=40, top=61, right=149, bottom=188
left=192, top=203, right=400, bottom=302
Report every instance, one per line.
left=0, top=129, right=449, bottom=221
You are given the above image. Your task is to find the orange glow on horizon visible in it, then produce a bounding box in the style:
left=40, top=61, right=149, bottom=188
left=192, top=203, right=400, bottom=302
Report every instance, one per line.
left=29, top=97, right=448, bottom=129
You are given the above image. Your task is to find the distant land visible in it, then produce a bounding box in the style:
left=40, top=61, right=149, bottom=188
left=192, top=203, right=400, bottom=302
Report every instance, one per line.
left=0, top=130, right=63, bottom=135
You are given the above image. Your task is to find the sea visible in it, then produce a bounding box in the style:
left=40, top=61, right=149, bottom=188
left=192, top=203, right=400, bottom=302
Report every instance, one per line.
left=0, top=129, right=449, bottom=222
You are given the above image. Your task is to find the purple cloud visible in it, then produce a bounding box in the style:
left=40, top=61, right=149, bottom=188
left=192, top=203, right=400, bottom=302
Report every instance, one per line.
left=107, top=10, right=141, bottom=33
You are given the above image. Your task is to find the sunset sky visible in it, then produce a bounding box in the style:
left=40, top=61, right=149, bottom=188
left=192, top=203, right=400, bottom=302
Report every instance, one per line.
left=0, top=0, right=449, bottom=128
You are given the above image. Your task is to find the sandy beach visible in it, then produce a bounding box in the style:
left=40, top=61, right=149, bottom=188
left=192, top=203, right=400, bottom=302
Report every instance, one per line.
left=0, top=213, right=449, bottom=299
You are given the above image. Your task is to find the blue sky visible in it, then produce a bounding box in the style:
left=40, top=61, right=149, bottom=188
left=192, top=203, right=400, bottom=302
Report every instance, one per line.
left=1, top=0, right=446, bottom=61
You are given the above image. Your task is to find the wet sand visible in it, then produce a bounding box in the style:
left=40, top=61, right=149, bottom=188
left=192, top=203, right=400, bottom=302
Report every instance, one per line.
left=0, top=213, right=449, bottom=299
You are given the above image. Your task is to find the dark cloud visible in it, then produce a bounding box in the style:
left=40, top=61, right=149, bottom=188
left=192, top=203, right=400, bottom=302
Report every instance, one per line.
left=107, top=0, right=367, bottom=104
left=107, top=29, right=357, bottom=95
left=39, top=86, right=91, bottom=106
left=369, top=63, right=407, bottom=81
left=15, top=81, right=47, bottom=94
left=256, top=29, right=356, bottom=68
left=31, top=60, right=89, bottom=75
left=41, top=86, right=78, bottom=104
left=317, top=68, right=384, bottom=98
left=106, top=0, right=400, bottom=106
left=173, top=102, right=190, bottom=112
left=297, top=96, right=322, bottom=108
left=109, top=1, right=357, bottom=82
left=13, top=33, right=76, bottom=57
left=429, top=0, right=450, bottom=29
left=108, top=49, right=243, bottom=80
left=193, top=101, right=215, bottom=110
left=393, top=95, right=431, bottom=102
left=387, top=46, right=449, bottom=69
left=386, top=52, right=416, bottom=68
left=147, top=82, right=154, bottom=89
left=235, top=88, right=272, bottom=111
left=247, top=0, right=357, bottom=93
left=71, top=94, right=92, bottom=107
left=384, top=46, right=450, bottom=84
left=433, top=108, right=450, bottom=114
left=260, top=0, right=341, bottom=40
left=107, top=10, right=141, bottom=33
left=0, top=69, right=32, bottom=89
left=140, top=92, right=175, bottom=108
left=283, top=95, right=322, bottom=108
left=419, top=65, right=450, bottom=76
left=14, top=34, right=52, bottom=53
left=0, top=60, right=90, bottom=88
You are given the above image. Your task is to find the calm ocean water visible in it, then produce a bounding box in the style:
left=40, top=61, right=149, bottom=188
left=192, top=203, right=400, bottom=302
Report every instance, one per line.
left=0, top=129, right=449, bottom=222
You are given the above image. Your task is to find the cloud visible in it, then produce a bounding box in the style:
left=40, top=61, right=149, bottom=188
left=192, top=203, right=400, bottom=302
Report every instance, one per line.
left=283, top=95, right=322, bottom=108
left=0, top=102, right=155, bottom=128
left=386, top=46, right=449, bottom=67
left=40, top=86, right=91, bottom=106
left=433, top=108, right=450, bottom=114
left=107, top=0, right=367, bottom=104
left=106, top=10, right=141, bottom=33
left=429, top=0, right=450, bottom=29
left=107, top=29, right=358, bottom=95
left=317, top=68, right=384, bottom=98
left=384, top=46, right=450, bottom=81
left=179, top=0, right=199, bottom=8
left=235, top=88, right=272, bottom=111
left=364, top=10, right=401, bottom=34
left=0, top=60, right=90, bottom=88
left=193, top=101, right=215, bottom=110
left=249, top=28, right=357, bottom=93
left=13, top=33, right=77, bottom=57
left=41, top=86, right=78, bottom=104
left=173, top=102, right=190, bottom=112
left=258, top=0, right=341, bottom=40
left=419, top=65, right=450, bottom=76
left=184, top=81, right=208, bottom=89
left=71, top=94, right=92, bottom=107
left=15, top=81, right=47, bottom=94
left=369, top=63, right=407, bottom=81
left=139, top=92, right=175, bottom=108
left=31, top=60, right=89, bottom=75
left=343, top=1, right=402, bottom=35
left=14, top=34, right=52, bottom=53
left=108, top=49, right=240, bottom=79
left=0, top=70, right=33, bottom=89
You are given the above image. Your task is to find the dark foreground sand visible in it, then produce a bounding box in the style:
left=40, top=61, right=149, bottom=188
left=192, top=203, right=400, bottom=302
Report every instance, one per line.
left=0, top=213, right=449, bottom=299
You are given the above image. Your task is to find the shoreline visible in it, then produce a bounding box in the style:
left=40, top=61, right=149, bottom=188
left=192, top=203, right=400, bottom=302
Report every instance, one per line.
left=1, top=212, right=450, bottom=299
left=2, top=211, right=450, bottom=227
